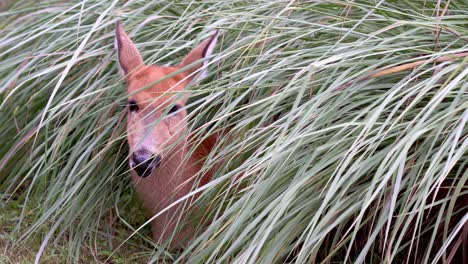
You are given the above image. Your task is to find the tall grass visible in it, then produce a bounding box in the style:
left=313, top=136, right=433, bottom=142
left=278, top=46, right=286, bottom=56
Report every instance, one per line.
left=1, top=0, right=467, bottom=263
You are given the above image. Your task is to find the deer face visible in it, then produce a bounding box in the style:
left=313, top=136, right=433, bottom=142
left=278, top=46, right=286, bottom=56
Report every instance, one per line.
left=115, top=22, right=218, bottom=177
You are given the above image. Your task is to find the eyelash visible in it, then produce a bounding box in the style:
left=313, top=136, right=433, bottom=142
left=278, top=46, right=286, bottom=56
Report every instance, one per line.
left=128, top=100, right=139, bottom=112
left=168, top=104, right=180, bottom=114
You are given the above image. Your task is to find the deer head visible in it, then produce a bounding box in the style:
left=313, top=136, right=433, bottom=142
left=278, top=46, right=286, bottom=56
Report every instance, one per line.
left=115, top=21, right=219, bottom=177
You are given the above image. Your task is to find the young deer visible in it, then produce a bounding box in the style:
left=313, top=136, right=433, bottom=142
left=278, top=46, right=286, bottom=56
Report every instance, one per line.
left=115, top=22, right=219, bottom=248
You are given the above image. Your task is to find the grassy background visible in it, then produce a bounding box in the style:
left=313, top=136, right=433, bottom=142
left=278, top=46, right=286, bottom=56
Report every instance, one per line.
left=0, top=0, right=467, bottom=263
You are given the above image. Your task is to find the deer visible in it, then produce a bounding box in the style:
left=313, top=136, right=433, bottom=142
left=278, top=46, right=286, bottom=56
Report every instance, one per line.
left=114, top=21, right=219, bottom=248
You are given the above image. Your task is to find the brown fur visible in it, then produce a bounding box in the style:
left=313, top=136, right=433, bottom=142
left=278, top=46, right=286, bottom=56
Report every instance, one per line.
left=115, top=22, right=219, bottom=248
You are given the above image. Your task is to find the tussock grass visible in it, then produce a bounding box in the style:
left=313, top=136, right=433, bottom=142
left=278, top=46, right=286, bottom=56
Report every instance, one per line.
left=0, top=0, right=467, bottom=263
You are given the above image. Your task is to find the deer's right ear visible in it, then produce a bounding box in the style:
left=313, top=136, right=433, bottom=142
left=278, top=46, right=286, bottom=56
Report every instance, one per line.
left=115, top=21, right=144, bottom=77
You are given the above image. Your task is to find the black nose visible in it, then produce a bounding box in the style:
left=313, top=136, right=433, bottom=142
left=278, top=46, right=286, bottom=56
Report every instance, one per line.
left=130, top=150, right=162, bottom=177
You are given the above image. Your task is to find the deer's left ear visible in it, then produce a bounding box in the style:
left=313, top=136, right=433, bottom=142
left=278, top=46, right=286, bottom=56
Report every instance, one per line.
left=115, top=21, right=144, bottom=78
left=179, top=30, right=219, bottom=83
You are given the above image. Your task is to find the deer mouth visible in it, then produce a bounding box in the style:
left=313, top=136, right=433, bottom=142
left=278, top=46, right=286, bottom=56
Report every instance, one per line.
left=129, top=151, right=162, bottom=177
left=130, top=160, right=155, bottom=177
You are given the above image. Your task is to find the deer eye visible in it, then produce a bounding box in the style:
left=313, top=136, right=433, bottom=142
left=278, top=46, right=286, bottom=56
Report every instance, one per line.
left=168, top=104, right=180, bottom=115
left=128, top=100, right=139, bottom=112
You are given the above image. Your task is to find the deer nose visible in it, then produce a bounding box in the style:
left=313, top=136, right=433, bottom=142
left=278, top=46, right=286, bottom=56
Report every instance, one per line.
left=130, top=150, right=162, bottom=177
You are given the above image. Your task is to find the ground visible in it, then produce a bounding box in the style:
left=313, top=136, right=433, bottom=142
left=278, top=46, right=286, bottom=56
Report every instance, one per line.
left=0, top=197, right=153, bottom=263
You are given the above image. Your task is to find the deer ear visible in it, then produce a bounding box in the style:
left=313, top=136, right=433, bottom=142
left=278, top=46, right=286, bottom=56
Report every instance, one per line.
left=115, top=21, right=144, bottom=77
left=179, top=30, right=219, bottom=83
